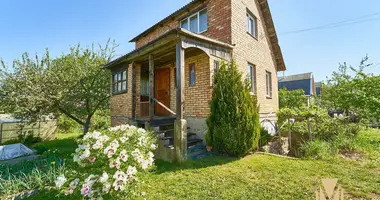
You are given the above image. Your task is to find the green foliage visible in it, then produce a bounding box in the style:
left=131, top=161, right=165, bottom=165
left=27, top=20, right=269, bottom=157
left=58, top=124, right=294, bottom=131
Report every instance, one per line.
left=89, top=109, right=111, bottom=131
left=206, top=61, right=260, bottom=156
left=279, top=88, right=307, bottom=109
left=259, top=127, right=272, bottom=148
left=57, top=115, right=80, bottom=134
left=0, top=40, right=118, bottom=134
left=299, top=139, right=336, bottom=160
left=322, top=56, right=380, bottom=120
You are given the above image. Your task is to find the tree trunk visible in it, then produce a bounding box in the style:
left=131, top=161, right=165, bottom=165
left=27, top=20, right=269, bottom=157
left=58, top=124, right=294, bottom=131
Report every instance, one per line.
left=83, top=116, right=92, bottom=135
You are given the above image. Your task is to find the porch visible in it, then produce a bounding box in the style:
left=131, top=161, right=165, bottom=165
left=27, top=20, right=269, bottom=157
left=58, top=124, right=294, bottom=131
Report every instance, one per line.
left=106, top=28, right=233, bottom=162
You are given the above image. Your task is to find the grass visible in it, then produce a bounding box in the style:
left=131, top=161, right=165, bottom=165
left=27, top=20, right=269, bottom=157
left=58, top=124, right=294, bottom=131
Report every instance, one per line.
left=9, top=130, right=380, bottom=199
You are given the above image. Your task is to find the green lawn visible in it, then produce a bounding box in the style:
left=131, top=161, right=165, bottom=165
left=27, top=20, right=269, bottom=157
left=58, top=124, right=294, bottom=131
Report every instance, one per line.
left=28, top=130, right=380, bottom=199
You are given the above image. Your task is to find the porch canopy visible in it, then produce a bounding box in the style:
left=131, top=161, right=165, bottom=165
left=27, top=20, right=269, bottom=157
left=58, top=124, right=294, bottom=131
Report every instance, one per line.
left=105, top=28, right=233, bottom=121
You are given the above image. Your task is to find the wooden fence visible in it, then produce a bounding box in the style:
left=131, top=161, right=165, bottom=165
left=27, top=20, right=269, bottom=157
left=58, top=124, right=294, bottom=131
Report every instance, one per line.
left=0, top=120, right=57, bottom=144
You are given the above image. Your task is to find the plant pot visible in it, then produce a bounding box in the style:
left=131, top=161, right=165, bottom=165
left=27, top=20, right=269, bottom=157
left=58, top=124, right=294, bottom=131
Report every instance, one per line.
left=206, top=146, right=213, bottom=152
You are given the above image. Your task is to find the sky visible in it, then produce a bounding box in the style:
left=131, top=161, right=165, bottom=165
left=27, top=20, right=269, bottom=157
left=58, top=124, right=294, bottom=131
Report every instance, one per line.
left=1, top=0, right=380, bottom=82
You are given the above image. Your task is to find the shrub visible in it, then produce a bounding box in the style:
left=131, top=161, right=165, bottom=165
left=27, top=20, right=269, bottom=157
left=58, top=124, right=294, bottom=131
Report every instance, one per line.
left=54, top=125, right=156, bottom=199
left=57, top=115, right=80, bottom=134
left=299, top=139, right=337, bottom=160
left=206, top=62, right=260, bottom=157
left=259, top=127, right=272, bottom=148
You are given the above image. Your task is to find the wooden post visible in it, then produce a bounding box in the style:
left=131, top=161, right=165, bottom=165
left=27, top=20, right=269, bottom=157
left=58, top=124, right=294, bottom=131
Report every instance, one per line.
left=176, top=41, right=185, bottom=120
left=149, top=55, right=155, bottom=121
left=132, top=62, right=137, bottom=120
left=174, top=41, right=187, bottom=162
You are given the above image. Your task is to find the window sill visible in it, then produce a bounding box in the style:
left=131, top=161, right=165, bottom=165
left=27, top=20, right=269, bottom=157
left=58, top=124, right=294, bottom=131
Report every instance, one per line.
left=112, top=90, right=128, bottom=96
left=266, top=96, right=272, bottom=99
left=247, top=32, right=258, bottom=40
left=250, top=92, right=256, bottom=96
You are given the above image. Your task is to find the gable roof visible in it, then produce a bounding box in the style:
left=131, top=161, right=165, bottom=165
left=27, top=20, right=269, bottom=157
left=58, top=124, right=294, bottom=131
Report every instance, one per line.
left=129, top=0, right=204, bottom=42
left=127, top=0, right=286, bottom=71
left=278, top=72, right=313, bottom=82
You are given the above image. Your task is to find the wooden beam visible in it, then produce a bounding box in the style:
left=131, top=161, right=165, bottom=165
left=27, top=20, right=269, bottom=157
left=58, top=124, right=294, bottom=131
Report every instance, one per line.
left=176, top=41, right=185, bottom=119
left=149, top=55, right=155, bottom=121
left=132, top=62, right=137, bottom=120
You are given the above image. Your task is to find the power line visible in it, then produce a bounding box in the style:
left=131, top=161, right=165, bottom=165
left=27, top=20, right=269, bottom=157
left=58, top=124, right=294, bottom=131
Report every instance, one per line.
left=280, top=11, right=380, bottom=35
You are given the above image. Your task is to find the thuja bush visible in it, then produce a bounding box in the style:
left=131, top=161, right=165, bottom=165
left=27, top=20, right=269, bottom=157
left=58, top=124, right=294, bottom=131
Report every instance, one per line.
left=206, top=62, right=260, bottom=157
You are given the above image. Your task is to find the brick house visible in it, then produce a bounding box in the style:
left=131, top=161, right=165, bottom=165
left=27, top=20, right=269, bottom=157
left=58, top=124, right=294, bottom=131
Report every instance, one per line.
left=105, top=0, right=286, bottom=161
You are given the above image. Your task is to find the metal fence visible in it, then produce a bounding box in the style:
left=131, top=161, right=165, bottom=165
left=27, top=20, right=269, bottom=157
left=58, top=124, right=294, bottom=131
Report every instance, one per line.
left=0, top=120, right=57, bottom=144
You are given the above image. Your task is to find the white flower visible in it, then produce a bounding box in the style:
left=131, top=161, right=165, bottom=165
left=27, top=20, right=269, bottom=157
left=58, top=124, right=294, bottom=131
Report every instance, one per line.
left=120, top=124, right=129, bottom=131
left=73, top=154, right=79, bottom=162
left=99, top=135, right=110, bottom=142
left=119, top=150, right=129, bottom=162
left=148, top=151, right=155, bottom=159
left=110, top=139, right=120, bottom=148
left=137, top=128, right=146, bottom=135
left=138, top=136, right=145, bottom=146
left=109, top=158, right=121, bottom=169
left=55, top=174, right=67, bottom=188
left=127, top=166, right=137, bottom=176
left=75, top=148, right=81, bottom=153
left=126, top=130, right=134, bottom=137
left=104, top=146, right=117, bottom=158
left=80, top=149, right=91, bottom=160
left=79, top=144, right=90, bottom=150
left=131, top=149, right=140, bottom=157
left=119, top=136, right=128, bottom=143
left=92, top=131, right=101, bottom=139
left=108, top=126, right=120, bottom=132
left=85, top=174, right=98, bottom=185
left=99, top=172, right=109, bottom=183
left=150, top=143, right=157, bottom=150
left=141, top=159, right=150, bottom=170
left=92, top=141, right=103, bottom=150
left=102, top=183, right=111, bottom=194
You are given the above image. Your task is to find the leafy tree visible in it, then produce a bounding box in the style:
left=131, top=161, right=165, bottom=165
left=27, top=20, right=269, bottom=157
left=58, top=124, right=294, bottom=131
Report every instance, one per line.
left=0, top=40, right=117, bottom=134
left=279, top=88, right=307, bottom=109
left=206, top=61, right=260, bottom=157
left=321, top=56, right=378, bottom=119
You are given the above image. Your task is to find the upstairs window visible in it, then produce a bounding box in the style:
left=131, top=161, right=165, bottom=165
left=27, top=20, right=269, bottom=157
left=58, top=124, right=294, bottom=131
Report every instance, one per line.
left=248, top=63, right=256, bottom=94
left=266, top=71, right=272, bottom=98
left=112, top=69, right=128, bottom=93
left=246, top=11, right=257, bottom=38
left=181, top=9, right=208, bottom=33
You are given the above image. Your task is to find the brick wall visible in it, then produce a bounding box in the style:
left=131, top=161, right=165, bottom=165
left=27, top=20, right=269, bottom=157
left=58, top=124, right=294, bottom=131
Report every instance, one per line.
left=110, top=62, right=133, bottom=126
left=230, top=0, right=279, bottom=118
left=163, top=51, right=211, bottom=118
left=135, top=0, right=232, bottom=48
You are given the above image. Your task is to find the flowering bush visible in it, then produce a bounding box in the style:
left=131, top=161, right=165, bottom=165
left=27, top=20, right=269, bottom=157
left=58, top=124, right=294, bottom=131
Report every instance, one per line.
left=55, top=125, right=157, bottom=199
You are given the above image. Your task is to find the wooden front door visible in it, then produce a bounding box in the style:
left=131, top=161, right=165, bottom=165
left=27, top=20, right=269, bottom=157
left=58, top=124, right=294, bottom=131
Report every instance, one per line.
left=155, top=68, right=170, bottom=116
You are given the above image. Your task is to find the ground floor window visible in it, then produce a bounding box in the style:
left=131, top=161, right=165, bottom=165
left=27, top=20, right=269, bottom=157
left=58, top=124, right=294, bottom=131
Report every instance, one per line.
left=112, top=69, right=128, bottom=93
left=266, top=71, right=272, bottom=97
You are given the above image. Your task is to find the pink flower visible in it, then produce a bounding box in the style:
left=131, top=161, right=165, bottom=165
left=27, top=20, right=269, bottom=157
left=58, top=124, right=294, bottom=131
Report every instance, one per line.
left=81, top=184, right=92, bottom=197
left=88, top=156, right=96, bottom=163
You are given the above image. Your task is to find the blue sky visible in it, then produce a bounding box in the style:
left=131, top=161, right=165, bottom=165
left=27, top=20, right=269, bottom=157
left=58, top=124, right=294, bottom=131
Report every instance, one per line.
left=1, top=0, right=380, bottom=81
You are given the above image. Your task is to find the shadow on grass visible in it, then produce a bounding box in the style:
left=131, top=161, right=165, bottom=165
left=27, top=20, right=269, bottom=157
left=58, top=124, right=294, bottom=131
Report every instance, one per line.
left=32, top=137, right=78, bottom=157
left=153, top=155, right=238, bottom=174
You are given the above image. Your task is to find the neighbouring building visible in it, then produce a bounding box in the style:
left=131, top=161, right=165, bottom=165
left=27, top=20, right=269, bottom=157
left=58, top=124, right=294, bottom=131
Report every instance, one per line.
left=315, top=82, right=322, bottom=95
left=105, top=0, right=286, bottom=162
left=278, top=72, right=316, bottom=96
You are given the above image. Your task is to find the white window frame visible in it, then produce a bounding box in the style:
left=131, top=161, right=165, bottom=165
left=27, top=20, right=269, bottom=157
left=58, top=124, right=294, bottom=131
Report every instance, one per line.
left=266, top=71, right=272, bottom=98
left=246, top=11, right=257, bottom=38
left=181, top=8, right=208, bottom=34
left=248, top=63, right=256, bottom=94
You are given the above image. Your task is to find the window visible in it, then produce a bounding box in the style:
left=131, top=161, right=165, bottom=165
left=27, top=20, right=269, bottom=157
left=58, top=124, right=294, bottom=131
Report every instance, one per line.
left=189, top=63, right=196, bottom=87
left=248, top=63, right=256, bottom=94
left=214, top=60, right=219, bottom=72
left=181, top=9, right=208, bottom=33
left=112, top=69, right=128, bottom=93
left=246, top=11, right=257, bottom=38
left=140, top=77, right=149, bottom=96
left=266, top=71, right=272, bottom=97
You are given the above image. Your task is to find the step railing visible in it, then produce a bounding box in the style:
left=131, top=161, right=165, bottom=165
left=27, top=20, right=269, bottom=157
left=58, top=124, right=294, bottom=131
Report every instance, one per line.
left=151, top=97, right=176, bottom=116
